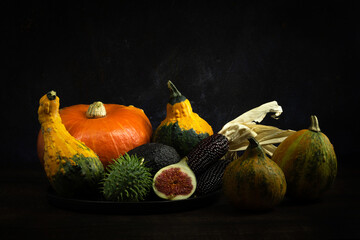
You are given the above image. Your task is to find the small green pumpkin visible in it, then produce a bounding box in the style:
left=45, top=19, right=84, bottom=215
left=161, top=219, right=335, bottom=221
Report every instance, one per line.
left=223, top=138, right=287, bottom=210
left=272, top=115, right=337, bottom=200
left=153, top=81, right=213, bottom=157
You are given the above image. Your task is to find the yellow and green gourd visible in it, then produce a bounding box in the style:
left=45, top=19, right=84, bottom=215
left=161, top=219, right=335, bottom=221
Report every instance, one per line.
left=272, top=115, right=337, bottom=200
left=153, top=81, right=213, bottom=157
left=38, top=91, right=104, bottom=197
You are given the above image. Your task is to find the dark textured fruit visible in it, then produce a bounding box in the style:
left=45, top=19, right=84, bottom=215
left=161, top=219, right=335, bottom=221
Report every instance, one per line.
left=102, top=154, right=153, bottom=202
left=195, top=158, right=232, bottom=196
left=187, top=133, right=229, bottom=175
left=127, top=143, right=181, bottom=175
left=153, top=158, right=197, bottom=200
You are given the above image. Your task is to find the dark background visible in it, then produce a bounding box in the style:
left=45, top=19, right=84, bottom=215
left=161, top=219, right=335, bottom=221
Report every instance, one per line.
left=2, top=0, right=358, bottom=166
left=1, top=1, right=360, bottom=239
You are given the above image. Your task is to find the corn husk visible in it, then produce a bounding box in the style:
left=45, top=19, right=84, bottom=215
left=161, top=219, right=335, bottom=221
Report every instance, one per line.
left=218, top=101, right=294, bottom=156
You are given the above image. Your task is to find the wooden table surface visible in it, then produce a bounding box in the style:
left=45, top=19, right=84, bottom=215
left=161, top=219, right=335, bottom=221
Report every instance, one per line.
left=1, top=162, right=359, bottom=240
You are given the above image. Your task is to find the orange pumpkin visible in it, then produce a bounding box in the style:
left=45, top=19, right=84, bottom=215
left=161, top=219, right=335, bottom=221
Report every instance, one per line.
left=37, top=101, right=153, bottom=168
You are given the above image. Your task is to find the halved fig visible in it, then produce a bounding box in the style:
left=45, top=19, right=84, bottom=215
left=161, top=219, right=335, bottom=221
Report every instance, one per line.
left=152, top=158, right=197, bottom=200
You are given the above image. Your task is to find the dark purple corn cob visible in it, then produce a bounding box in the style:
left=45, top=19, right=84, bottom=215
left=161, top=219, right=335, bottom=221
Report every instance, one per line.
left=187, top=133, right=229, bottom=176
left=195, top=158, right=232, bottom=196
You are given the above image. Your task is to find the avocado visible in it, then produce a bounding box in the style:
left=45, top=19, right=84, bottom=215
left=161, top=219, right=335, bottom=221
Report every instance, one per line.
left=127, top=143, right=181, bottom=175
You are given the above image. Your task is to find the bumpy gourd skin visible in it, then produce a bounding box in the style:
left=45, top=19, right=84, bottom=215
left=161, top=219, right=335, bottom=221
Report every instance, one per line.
left=153, top=81, right=213, bottom=157
left=38, top=91, right=104, bottom=197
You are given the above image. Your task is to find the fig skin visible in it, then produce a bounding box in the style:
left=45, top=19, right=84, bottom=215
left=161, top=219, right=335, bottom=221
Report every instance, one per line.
left=153, top=158, right=197, bottom=200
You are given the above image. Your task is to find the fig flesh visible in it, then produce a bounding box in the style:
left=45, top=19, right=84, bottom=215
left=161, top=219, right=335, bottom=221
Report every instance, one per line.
left=153, top=158, right=197, bottom=200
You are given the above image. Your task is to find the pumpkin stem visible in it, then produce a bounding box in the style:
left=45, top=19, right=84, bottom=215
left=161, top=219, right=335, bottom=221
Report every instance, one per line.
left=248, top=137, right=260, bottom=149
left=246, top=137, right=267, bottom=159
left=86, top=101, right=107, bottom=119
left=309, top=115, right=321, bottom=132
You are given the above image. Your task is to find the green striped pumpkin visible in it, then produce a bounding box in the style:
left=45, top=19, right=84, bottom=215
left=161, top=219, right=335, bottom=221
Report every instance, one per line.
left=272, top=115, right=337, bottom=200
left=223, top=138, right=287, bottom=210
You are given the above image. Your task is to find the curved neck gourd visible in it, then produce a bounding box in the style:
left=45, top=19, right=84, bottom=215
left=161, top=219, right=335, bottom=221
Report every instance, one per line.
left=38, top=91, right=98, bottom=178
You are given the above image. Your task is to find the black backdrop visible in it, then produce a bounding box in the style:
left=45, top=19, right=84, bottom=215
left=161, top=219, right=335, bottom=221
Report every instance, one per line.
left=2, top=1, right=358, bottom=166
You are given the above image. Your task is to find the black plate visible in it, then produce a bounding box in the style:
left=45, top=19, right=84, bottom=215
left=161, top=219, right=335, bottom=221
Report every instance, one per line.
left=47, top=188, right=222, bottom=214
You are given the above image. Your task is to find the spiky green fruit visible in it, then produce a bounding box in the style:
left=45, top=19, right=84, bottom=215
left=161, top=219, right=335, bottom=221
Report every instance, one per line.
left=102, top=153, right=153, bottom=202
